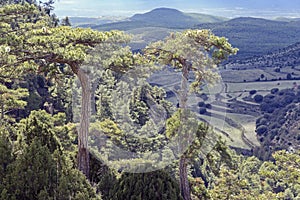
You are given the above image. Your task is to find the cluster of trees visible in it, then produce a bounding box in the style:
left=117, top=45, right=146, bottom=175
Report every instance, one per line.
left=0, top=1, right=238, bottom=199
left=1, top=1, right=300, bottom=200
left=0, top=111, right=100, bottom=199
left=254, top=87, right=300, bottom=160
left=203, top=150, right=300, bottom=199
left=224, top=37, right=300, bottom=68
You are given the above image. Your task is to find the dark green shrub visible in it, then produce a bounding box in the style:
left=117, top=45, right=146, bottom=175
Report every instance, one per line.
left=199, top=93, right=208, bottom=101
left=256, top=125, right=268, bottom=136
left=199, top=107, right=207, bottom=114
left=271, top=88, right=279, bottom=94
left=111, top=171, right=182, bottom=200
left=254, top=94, right=263, bottom=103
left=205, top=103, right=212, bottom=109
left=263, top=94, right=275, bottom=103
left=198, top=101, right=205, bottom=107
left=256, top=117, right=268, bottom=126
left=249, top=90, right=257, bottom=95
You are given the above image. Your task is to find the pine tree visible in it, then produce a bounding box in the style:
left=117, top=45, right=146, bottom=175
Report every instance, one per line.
left=0, top=82, right=28, bottom=123
left=7, top=138, right=57, bottom=200
left=0, top=2, right=129, bottom=177
left=111, top=170, right=182, bottom=200
left=0, top=128, right=14, bottom=196
left=145, top=30, right=237, bottom=200
left=61, top=16, right=71, bottom=26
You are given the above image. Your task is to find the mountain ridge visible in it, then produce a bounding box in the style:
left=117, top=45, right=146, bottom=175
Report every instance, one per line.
left=72, top=8, right=300, bottom=60
left=91, top=7, right=228, bottom=31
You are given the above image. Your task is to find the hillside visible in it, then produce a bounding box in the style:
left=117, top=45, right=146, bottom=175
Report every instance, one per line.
left=92, top=8, right=228, bottom=31
left=225, top=42, right=300, bottom=69
left=254, top=88, right=300, bottom=160
left=90, top=13, right=300, bottom=59
left=127, top=27, right=174, bottom=52
left=197, top=17, right=300, bottom=59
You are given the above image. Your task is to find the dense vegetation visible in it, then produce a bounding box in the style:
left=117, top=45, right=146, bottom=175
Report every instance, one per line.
left=197, top=18, right=300, bottom=59
left=1, top=1, right=300, bottom=200
left=254, top=87, right=300, bottom=160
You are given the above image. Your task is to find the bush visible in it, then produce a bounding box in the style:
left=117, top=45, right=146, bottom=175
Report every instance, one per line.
left=283, top=95, right=295, bottom=105
left=263, top=94, right=275, bottom=103
left=269, top=129, right=279, bottom=140
left=249, top=90, right=257, bottom=95
left=254, top=94, right=263, bottom=103
left=199, top=107, right=207, bottom=114
left=256, top=125, right=268, bottom=136
left=263, top=113, right=271, bottom=119
left=269, top=123, right=280, bottom=129
left=111, top=171, right=182, bottom=200
left=271, top=88, right=279, bottom=94
left=256, top=117, right=268, bottom=126
left=261, top=102, right=276, bottom=113
left=278, top=118, right=286, bottom=125
left=205, top=103, right=212, bottom=109
left=199, top=93, right=208, bottom=101
left=197, top=101, right=205, bottom=107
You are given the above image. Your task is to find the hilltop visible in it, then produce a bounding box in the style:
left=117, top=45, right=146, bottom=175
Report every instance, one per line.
left=91, top=8, right=228, bottom=31
left=87, top=9, right=300, bottom=60
left=69, top=8, right=300, bottom=60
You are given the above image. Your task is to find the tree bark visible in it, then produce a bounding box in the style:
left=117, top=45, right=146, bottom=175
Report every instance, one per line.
left=179, top=63, right=192, bottom=200
left=0, top=103, right=3, bottom=125
left=1, top=103, right=3, bottom=119
left=179, top=156, right=191, bottom=200
left=70, top=63, right=90, bottom=178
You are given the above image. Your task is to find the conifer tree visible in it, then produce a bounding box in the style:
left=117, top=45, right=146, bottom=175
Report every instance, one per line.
left=111, top=170, right=182, bottom=200
left=0, top=128, right=13, bottom=196
left=0, top=83, right=28, bottom=123
left=0, top=2, right=129, bottom=176
left=145, top=30, right=237, bottom=200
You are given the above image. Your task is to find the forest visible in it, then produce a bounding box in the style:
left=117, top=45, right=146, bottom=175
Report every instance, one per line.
left=0, top=1, right=300, bottom=200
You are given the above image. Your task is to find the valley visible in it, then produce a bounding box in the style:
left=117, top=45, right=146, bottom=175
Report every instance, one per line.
left=76, top=7, right=300, bottom=153
left=3, top=2, right=300, bottom=199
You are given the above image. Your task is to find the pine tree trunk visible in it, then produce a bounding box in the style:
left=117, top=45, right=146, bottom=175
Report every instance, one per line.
left=179, top=63, right=191, bottom=200
left=0, top=103, right=4, bottom=123
left=70, top=63, right=90, bottom=177
left=179, top=156, right=191, bottom=200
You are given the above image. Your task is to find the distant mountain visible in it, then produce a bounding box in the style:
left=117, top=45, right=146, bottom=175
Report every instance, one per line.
left=130, top=8, right=227, bottom=27
left=79, top=9, right=300, bottom=59
left=92, top=8, right=228, bottom=31
left=274, top=17, right=300, bottom=22
left=69, top=16, right=127, bottom=27
left=197, top=17, right=300, bottom=59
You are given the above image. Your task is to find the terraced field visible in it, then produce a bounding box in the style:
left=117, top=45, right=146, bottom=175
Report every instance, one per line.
left=148, top=67, right=300, bottom=151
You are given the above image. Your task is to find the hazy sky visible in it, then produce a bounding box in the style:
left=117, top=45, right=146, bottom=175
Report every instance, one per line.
left=53, top=0, right=300, bottom=18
